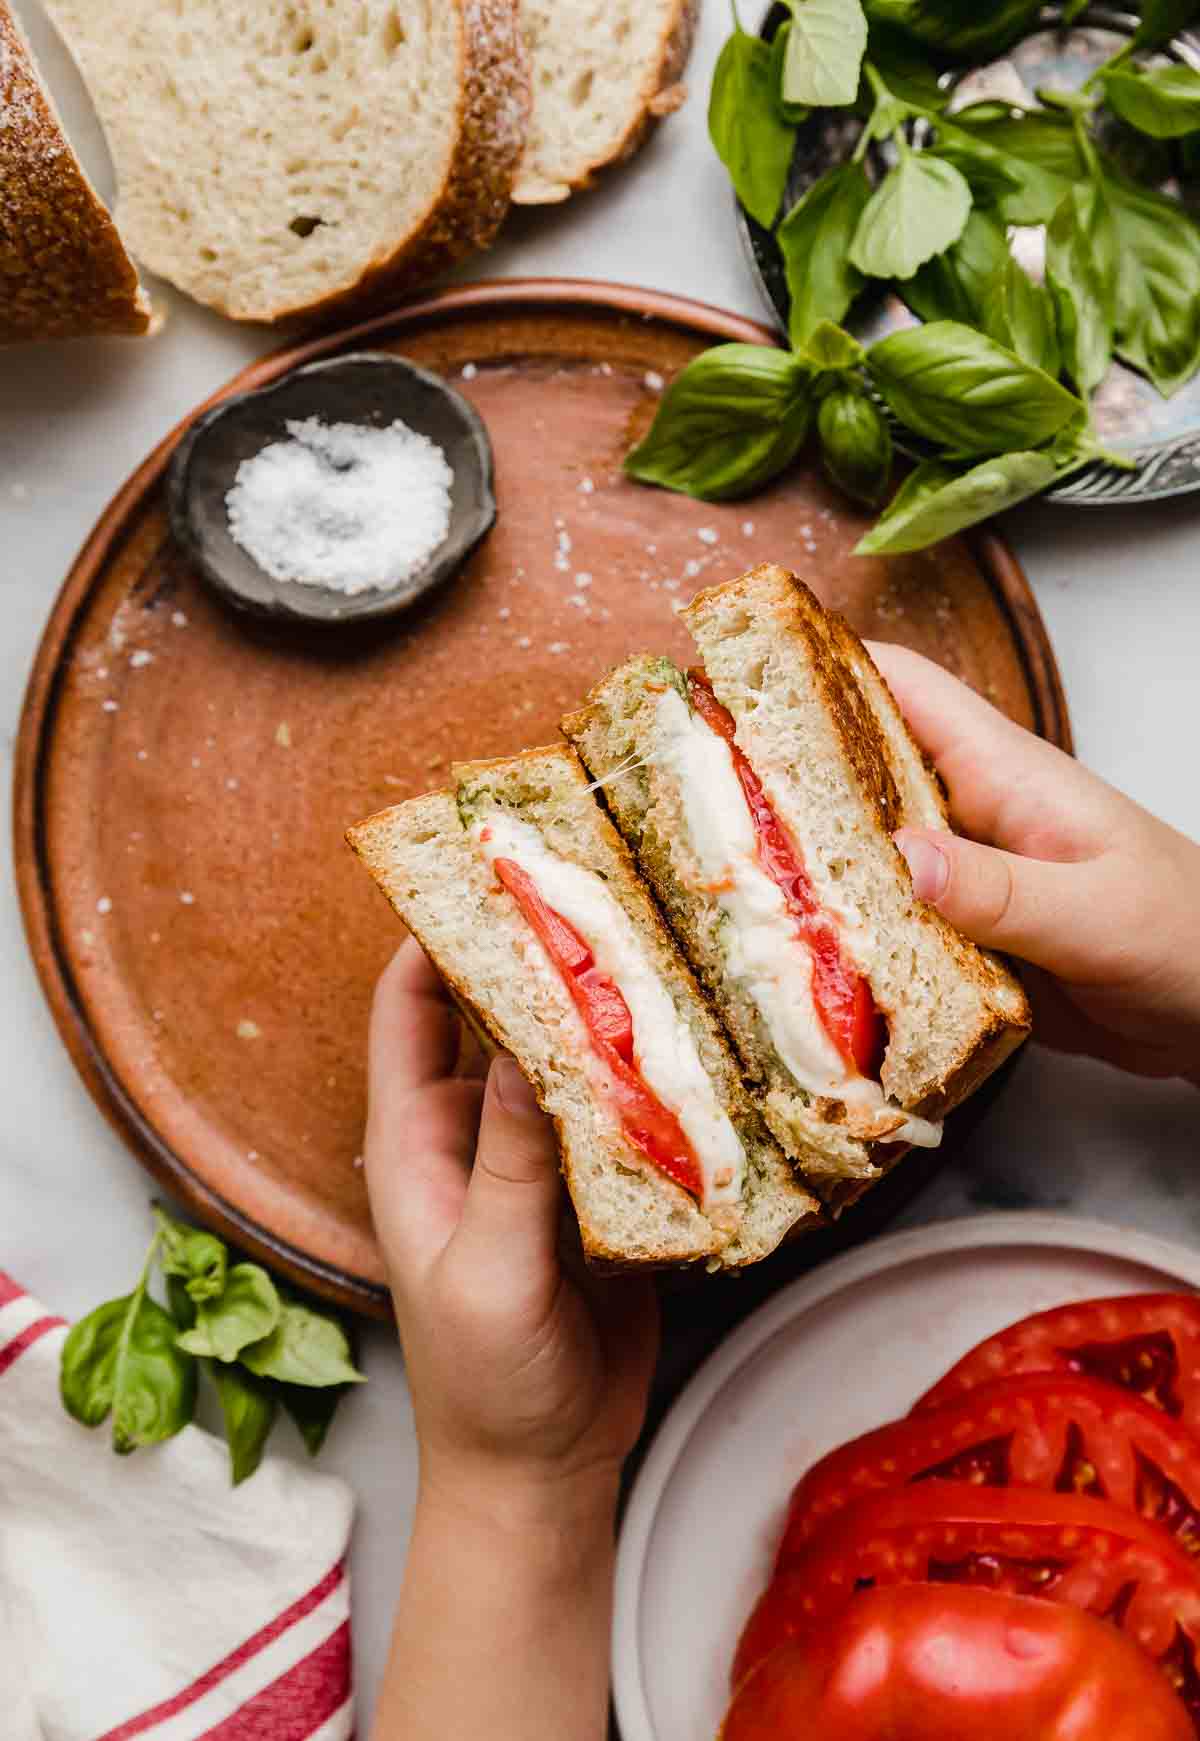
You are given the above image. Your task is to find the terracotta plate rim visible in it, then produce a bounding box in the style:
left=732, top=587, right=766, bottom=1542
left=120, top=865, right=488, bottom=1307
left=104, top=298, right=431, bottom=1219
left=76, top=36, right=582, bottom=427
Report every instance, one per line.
left=12, top=277, right=1072, bottom=1317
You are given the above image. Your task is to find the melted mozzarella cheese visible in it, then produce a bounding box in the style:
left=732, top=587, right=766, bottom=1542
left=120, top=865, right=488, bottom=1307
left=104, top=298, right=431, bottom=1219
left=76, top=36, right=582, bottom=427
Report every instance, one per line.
left=653, top=688, right=942, bottom=1150
left=472, top=812, right=746, bottom=1213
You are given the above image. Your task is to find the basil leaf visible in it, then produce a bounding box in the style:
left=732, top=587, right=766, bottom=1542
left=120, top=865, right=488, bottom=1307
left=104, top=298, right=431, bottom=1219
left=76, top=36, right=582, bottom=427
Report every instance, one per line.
left=1132, top=0, right=1200, bottom=52
left=153, top=1207, right=227, bottom=1304
left=849, top=150, right=972, bottom=280
left=1103, top=64, right=1200, bottom=138
left=782, top=0, right=868, bottom=107
left=927, top=143, right=1023, bottom=207
left=709, top=27, right=797, bottom=228
left=901, top=207, right=1009, bottom=326
left=166, top=1275, right=196, bottom=1331
left=240, top=1303, right=366, bottom=1387
left=818, top=387, right=893, bottom=504
left=863, top=0, right=1041, bottom=63
left=769, top=24, right=812, bottom=123
left=1062, top=0, right=1089, bottom=19
left=982, top=256, right=1061, bottom=379
left=778, top=163, right=872, bottom=343
left=61, top=1240, right=197, bottom=1453
left=802, top=319, right=866, bottom=372
left=1045, top=182, right=1116, bottom=395
left=279, top=1381, right=347, bottom=1457
left=867, top=321, right=1084, bottom=454
left=1106, top=172, right=1200, bottom=395
left=937, top=110, right=1083, bottom=223
left=624, top=345, right=812, bottom=499
left=865, top=27, right=949, bottom=110
left=176, top=1262, right=281, bottom=1363
left=855, top=451, right=1059, bottom=554
left=211, top=1361, right=277, bottom=1485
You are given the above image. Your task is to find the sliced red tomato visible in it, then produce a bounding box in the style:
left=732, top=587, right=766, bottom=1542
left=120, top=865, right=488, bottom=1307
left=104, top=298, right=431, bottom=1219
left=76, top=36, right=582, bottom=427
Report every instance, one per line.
left=723, top=1586, right=1192, bottom=1740
left=493, top=856, right=704, bottom=1200
left=687, top=670, right=886, bottom=1079
left=780, top=1374, right=1200, bottom=1561
left=917, top=1296, right=1200, bottom=1425
left=735, top=1485, right=1200, bottom=1728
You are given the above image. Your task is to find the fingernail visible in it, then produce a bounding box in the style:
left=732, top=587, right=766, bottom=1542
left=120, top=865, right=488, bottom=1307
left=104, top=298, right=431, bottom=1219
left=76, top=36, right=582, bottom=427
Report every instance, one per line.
left=493, top=1055, right=541, bottom=1116
left=895, top=830, right=950, bottom=902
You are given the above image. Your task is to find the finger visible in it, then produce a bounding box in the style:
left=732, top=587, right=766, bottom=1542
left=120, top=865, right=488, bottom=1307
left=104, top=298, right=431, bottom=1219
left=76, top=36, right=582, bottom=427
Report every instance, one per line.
left=866, top=641, right=1114, bottom=859
left=895, top=827, right=1113, bottom=980
left=453, top=1056, right=562, bottom=1276
left=368, top=938, right=460, bottom=1107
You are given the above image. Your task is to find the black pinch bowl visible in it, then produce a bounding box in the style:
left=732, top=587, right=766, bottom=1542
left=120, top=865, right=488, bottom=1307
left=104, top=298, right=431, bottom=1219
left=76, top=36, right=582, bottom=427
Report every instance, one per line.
left=166, top=352, right=497, bottom=626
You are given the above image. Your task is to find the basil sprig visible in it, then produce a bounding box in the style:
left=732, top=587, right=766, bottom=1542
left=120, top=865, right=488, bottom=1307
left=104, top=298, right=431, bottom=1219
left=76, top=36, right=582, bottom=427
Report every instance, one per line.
left=624, top=344, right=813, bottom=499
left=61, top=1206, right=364, bottom=1484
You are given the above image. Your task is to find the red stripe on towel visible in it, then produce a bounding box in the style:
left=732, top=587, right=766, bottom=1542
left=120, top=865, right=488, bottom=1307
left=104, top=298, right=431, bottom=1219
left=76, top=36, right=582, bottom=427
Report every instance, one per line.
left=0, top=1315, right=65, bottom=1375
left=0, top=1273, right=25, bottom=1306
left=96, top=1563, right=347, bottom=1741
left=198, top=1622, right=351, bottom=1740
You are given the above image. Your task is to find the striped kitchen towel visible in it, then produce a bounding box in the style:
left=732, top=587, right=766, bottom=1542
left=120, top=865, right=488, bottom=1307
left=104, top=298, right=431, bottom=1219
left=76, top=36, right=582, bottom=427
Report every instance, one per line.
left=0, top=1272, right=355, bottom=1740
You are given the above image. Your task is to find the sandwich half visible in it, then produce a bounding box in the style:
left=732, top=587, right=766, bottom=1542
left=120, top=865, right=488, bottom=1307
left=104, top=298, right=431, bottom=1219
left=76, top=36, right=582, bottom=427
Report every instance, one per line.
left=563, top=565, right=1031, bottom=1205
left=347, top=742, right=820, bottom=1269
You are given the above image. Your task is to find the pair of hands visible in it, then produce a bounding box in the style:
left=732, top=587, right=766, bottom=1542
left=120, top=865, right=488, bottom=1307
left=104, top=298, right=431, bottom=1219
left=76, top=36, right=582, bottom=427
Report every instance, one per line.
left=366, top=644, right=1200, bottom=1522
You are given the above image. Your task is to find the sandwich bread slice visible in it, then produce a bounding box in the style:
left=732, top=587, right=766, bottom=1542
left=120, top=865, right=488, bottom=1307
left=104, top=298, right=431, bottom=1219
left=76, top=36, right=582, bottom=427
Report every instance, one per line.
left=563, top=566, right=1030, bottom=1203
left=347, top=743, right=819, bottom=1269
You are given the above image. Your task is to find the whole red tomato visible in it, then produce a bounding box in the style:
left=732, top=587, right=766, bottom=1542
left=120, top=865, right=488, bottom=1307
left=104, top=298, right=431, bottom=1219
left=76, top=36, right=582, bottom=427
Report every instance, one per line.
left=722, top=1586, right=1192, bottom=1740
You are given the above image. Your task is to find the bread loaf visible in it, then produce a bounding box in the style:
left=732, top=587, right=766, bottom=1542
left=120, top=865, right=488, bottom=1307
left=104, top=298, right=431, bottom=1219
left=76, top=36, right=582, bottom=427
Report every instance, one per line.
left=513, top=0, right=696, bottom=204
left=0, top=0, right=149, bottom=343
left=41, top=0, right=531, bottom=325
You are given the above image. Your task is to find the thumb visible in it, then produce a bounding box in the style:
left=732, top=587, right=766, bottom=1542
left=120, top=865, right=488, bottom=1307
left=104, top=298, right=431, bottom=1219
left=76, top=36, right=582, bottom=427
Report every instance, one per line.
left=896, top=827, right=1100, bottom=977
left=454, top=1055, right=562, bottom=1272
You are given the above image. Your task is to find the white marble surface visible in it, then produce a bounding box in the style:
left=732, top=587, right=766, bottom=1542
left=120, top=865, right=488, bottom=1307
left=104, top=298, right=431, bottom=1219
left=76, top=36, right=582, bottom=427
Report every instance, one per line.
left=3, top=0, right=1200, bottom=1725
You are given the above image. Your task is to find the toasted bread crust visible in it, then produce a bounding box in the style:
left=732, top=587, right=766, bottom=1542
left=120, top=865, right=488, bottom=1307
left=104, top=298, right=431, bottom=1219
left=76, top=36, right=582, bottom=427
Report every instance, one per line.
left=0, top=0, right=150, bottom=342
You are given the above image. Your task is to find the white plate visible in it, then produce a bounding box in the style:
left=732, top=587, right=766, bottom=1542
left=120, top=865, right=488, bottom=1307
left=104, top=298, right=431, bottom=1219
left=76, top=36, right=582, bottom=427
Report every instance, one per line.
left=612, top=1212, right=1200, bottom=1741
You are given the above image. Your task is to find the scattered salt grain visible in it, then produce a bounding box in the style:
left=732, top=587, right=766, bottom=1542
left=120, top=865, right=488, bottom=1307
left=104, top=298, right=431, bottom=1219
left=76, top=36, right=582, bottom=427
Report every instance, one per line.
left=129, top=650, right=153, bottom=669
left=517, top=636, right=532, bottom=649
left=96, top=897, right=112, bottom=916
left=697, top=527, right=718, bottom=545
left=578, top=477, right=595, bottom=494
left=460, top=363, right=478, bottom=381
left=96, top=667, right=108, bottom=679
left=684, top=559, right=702, bottom=578
left=171, top=611, right=188, bottom=628
left=226, top=777, right=239, bottom=791
left=574, top=572, right=592, bottom=589
left=150, top=932, right=161, bottom=944
left=236, top=1019, right=261, bottom=1040
left=645, top=544, right=657, bottom=556
left=190, top=756, right=201, bottom=769
left=179, top=890, right=195, bottom=905
left=556, top=529, right=572, bottom=555
left=497, top=606, right=511, bottom=620
left=137, top=749, right=149, bottom=762
left=275, top=721, right=292, bottom=748
left=81, top=930, right=95, bottom=947
left=568, top=594, right=588, bottom=609
left=247, top=1150, right=260, bottom=1162
left=742, top=521, right=755, bottom=536
left=554, top=553, right=570, bottom=572
left=644, top=371, right=665, bottom=392
left=548, top=641, right=569, bottom=654
left=225, top=415, right=453, bottom=596
left=102, top=699, right=118, bottom=713
left=353, top=1154, right=364, bottom=1170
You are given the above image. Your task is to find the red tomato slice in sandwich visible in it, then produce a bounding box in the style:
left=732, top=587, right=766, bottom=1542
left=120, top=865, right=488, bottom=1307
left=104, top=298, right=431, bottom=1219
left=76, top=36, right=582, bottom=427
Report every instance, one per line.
left=733, top=1483, right=1200, bottom=1729
left=687, top=671, right=886, bottom=1078
left=722, top=1586, right=1192, bottom=1740
left=916, top=1295, right=1200, bottom=1424
left=493, top=856, right=704, bottom=1200
left=779, top=1373, right=1200, bottom=1561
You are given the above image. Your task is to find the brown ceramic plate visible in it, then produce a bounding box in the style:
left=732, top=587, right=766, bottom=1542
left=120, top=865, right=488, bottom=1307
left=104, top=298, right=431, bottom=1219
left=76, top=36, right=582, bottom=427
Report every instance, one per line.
left=14, top=280, right=1070, bottom=1317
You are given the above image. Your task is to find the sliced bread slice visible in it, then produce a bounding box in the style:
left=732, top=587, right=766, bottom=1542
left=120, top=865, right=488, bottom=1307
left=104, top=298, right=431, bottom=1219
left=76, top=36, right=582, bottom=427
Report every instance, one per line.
left=512, top=0, right=695, bottom=204
left=348, top=744, right=819, bottom=1271
left=42, top=0, right=530, bottom=324
left=0, top=0, right=150, bottom=342
left=682, top=566, right=1030, bottom=1121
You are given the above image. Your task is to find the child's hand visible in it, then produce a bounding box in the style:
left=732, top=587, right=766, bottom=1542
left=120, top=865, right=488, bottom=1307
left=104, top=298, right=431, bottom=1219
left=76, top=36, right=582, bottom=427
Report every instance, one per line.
left=870, top=642, right=1200, bottom=1084
left=364, top=939, right=660, bottom=1508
